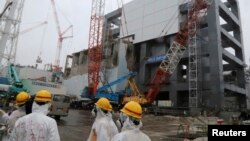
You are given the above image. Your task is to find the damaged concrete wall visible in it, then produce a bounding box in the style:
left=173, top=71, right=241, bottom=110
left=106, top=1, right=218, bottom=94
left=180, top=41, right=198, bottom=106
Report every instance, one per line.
left=63, top=39, right=129, bottom=96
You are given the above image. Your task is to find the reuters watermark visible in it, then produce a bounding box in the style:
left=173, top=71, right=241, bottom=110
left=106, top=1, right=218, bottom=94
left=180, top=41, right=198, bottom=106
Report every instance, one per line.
left=208, top=125, right=250, bottom=140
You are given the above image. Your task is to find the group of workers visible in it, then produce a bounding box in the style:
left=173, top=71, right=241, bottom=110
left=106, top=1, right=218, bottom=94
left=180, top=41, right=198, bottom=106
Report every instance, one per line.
left=0, top=91, right=151, bottom=141
left=0, top=90, right=60, bottom=141
left=88, top=98, right=151, bottom=141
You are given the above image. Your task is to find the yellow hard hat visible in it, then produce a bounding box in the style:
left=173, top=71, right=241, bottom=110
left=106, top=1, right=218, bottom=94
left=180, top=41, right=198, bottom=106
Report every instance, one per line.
left=16, top=92, right=30, bottom=106
left=121, top=101, right=142, bottom=119
left=95, top=98, right=112, bottom=111
left=34, top=90, right=52, bottom=102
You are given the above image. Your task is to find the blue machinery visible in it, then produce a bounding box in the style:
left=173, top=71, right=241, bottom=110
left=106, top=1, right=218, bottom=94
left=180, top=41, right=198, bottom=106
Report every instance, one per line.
left=81, top=72, right=137, bottom=104
left=7, top=64, right=28, bottom=96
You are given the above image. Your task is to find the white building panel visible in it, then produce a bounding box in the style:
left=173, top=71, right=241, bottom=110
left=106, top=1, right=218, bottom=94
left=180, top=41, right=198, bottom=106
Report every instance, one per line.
left=142, top=25, right=158, bottom=41
left=126, top=7, right=144, bottom=22
left=156, top=0, right=179, bottom=12
left=143, top=13, right=156, bottom=27
left=126, top=19, right=142, bottom=33
left=124, top=0, right=142, bottom=12
left=144, top=2, right=156, bottom=16
left=122, top=0, right=185, bottom=43
left=145, top=0, right=155, bottom=5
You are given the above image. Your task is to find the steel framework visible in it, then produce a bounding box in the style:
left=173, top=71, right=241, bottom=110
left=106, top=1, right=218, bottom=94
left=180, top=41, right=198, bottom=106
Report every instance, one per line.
left=146, top=0, right=209, bottom=103
left=0, top=0, right=25, bottom=65
left=87, top=0, right=105, bottom=95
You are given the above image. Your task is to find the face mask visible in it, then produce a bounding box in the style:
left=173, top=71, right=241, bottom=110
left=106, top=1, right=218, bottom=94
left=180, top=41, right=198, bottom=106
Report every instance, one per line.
left=46, top=103, right=52, bottom=115
left=119, top=112, right=128, bottom=123
left=91, top=106, right=97, bottom=117
left=116, top=118, right=122, bottom=128
left=116, top=112, right=128, bottom=128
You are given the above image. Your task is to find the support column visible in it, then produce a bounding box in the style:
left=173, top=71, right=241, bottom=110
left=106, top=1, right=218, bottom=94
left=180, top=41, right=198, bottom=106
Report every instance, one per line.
left=207, top=0, right=225, bottom=109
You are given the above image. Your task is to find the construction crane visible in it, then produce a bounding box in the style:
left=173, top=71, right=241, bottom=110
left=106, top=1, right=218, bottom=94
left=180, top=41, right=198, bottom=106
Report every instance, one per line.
left=145, top=0, right=209, bottom=104
left=87, top=0, right=105, bottom=95
left=123, top=77, right=148, bottom=105
left=123, top=0, right=209, bottom=106
left=0, top=1, right=13, bottom=19
left=0, top=0, right=25, bottom=65
left=81, top=72, right=136, bottom=108
left=19, top=21, right=48, bottom=35
left=20, top=21, right=48, bottom=64
left=50, top=0, right=73, bottom=71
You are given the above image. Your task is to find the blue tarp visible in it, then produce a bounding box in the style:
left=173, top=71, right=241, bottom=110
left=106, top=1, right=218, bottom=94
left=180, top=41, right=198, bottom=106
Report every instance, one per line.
left=0, top=77, right=10, bottom=85
left=146, top=54, right=167, bottom=64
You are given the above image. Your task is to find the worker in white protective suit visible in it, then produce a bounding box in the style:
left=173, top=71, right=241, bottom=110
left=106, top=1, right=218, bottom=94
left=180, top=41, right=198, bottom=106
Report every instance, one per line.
left=87, top=97, right=118, bottom=141
left=7, top=92, right=31, bottom=134
left=1, top=109, right=9, bottom=141
left=0, top=109, right=9, bottom=125
left=111, top=101, right=151, bottom=141
left=10, top=90, right=60, bottom=141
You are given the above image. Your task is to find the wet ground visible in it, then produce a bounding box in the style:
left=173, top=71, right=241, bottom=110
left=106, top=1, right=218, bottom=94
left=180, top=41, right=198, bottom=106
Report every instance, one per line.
left=57, top=109, right=93, bottom=141
left=57, top=109, right=210, bottom=141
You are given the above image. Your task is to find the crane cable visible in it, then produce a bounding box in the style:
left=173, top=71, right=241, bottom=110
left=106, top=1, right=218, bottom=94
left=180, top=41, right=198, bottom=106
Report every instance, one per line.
left=116, top=0, right=130, bottom=41
left=117, top=0, right=135, bottom=71
left=56, top=1, right=72, bottom=25
left=37, top=2, right=51, bottom=63
left=117, top=0, right=187, bottom=40
left=158, top=0, right=186, bottom=37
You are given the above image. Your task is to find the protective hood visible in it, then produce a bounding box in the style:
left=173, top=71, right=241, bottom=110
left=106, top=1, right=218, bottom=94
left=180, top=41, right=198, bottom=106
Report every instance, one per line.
left=17, top=105, right=26, bottom=112
left=121, top=117, right=142, bottom=131
left=32, top=102, right=51, bottom=115
left=95, top=106, right=112, bottom=120
left=88, top=107, right=118, bottom=141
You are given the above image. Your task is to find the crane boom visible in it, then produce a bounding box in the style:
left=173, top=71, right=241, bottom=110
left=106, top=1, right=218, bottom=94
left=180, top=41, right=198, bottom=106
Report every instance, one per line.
left=0, top=0, right=25, bottom=65
left=87, top=0, right=105, bottom=95
left=51, top=0, right=61, bottom=36
left=50, top=0, right=73, bottom=68
left=19, top=21, right=48, bottom=35
left=0, top=1, right=13, bottom=19
left=146, top=0, right=209, bottom=103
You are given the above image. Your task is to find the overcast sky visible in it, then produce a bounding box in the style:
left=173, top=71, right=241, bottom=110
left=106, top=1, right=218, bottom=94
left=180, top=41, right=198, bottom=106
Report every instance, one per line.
left=1, top=0, right=250, bottom=69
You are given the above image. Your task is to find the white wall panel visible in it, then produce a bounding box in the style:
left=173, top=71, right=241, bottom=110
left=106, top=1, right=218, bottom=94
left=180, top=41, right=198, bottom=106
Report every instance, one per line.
left=142, top=25, right=157, bottom=41
left=125, top=7, right=143, bottom=22
left=121, top=0, right=184, bottom=43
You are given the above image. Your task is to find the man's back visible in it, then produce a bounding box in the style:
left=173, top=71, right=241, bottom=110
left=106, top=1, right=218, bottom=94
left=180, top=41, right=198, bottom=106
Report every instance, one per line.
left=112, top=129, right=151, bottom=141
left=10, top=112, right=60, bottom=141
left=7, top=107, right=26, bottom=134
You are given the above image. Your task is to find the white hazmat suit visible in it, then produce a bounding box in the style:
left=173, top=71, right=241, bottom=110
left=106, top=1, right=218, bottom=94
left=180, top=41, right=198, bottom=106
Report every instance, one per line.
left=10, top=102, right=60, bottom=141
left=87, top=107, right=118, bottom=141
left=111, top=117, right=151, bottom=141
left=0, top=109, right=9, bottom=124
left=7, top=106, right=26, bottom=134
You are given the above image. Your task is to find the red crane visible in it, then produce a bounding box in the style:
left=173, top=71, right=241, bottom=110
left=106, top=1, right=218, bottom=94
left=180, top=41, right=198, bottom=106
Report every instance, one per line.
left=145, top=0, right=209, bottom=103
left=87, top=0, right=105, bottom=95
left=51, top=0, right=73, bottom=71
